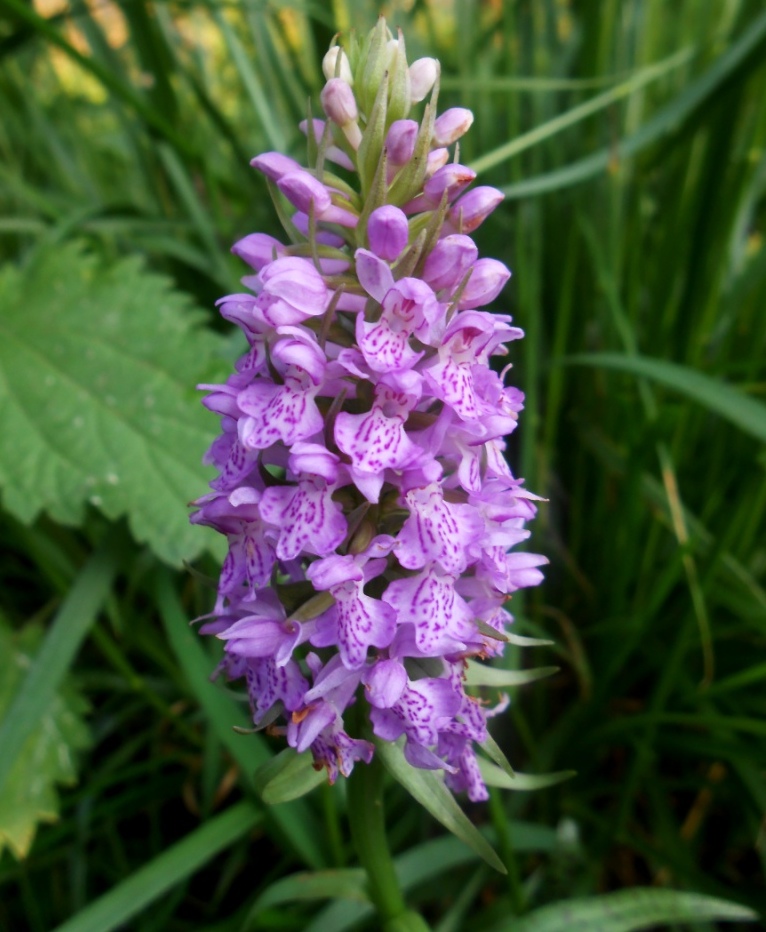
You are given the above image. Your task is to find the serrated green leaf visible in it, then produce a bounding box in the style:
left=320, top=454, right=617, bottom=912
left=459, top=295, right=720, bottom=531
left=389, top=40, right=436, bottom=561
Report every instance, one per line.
left=464, top=661, right=559, bottom=688
left=0, top=623, right=90, bottom=859
left=254, top=748, right=327, bottom=804
left=494, top=889, right=757, bottom=932
left=0, top=242, right=227, bottom=565
left=478, top=759, right=575, bottom=792
left=376, top=739, right=506, bottom=874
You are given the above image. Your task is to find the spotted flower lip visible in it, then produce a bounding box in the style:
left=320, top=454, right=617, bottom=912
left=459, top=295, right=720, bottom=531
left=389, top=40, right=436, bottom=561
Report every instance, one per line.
left=191, top=21, right=546, bottom=803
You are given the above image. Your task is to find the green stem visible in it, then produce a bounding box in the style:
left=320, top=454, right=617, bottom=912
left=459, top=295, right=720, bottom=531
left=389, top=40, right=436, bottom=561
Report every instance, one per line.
left=346, top=755, right=431, bottom=932
left=488, top=787, right=525, bottom=915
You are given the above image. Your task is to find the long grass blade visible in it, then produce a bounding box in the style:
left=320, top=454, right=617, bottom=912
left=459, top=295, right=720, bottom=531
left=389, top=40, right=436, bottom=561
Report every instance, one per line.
left=0, top=533, right=121, bottom=797
left=50, top=801, right=261, bottom=932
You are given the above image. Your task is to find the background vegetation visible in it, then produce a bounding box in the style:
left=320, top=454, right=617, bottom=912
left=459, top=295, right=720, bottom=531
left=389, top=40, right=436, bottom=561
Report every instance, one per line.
left=1, top=0, right=765, bottom=929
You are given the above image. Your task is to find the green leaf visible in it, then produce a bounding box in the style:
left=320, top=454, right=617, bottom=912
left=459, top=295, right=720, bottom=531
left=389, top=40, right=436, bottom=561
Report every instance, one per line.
left=376, top=739, right=506, bottom=874
left=155, top=571, right=327, bottom=870
left=0, top=243, right=226, bottom=565
left=254, top=748, right=327, bottom=804
left=0, top=622, right=90, bottom=859
left=471, top=46, right=693, bottom=175
left=504, top=632, right=555, bottom=648
left=0, top=538, right=118, bottom=810
left=478, top=733, right=515, bottom=780
left=51, top=801, right=261, bottom=932
left=566, top=352, right=766, bottom=443
left=478, top=759, right=575, bottom=792
left=497, top=9, right=766, bottom=198
left=464, top=661, right=559, bottom=688
left=494, top=889, right=757, bottom=932
left=251, top=868, right=368, bottom=913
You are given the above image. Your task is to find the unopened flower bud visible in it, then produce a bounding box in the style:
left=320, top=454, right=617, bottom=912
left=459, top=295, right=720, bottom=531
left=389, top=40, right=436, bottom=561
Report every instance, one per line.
left=278, top=171, right=359, bottom=228
left=423, top=164, right=476, bottom=206
left=277, top=170, right=333, bottom=215
left=231, top=233, right=286, bottom=271
left=457, top=258, right=511, bottom=308
left=364, top=658, right=407, bottom=708
left=368, top=205, right=409, bottom=260
left=433, top=108, right=474, bottom=147
left=321, top=78, right=362, bottom=149
left=386, top=119, right=418, bottom=167
left=299, top=118, right=356, bottom=171
left=250, top=152, right=303, bottom=182
left=425, top=148, right=449, bottom=179
left=447, top=186, right=504, bottom=233
left=409, top=57, right=439, bottom=103
left=322, top=45, right=353, bottom=84
left=422, top=234, right=478, bottom=291
left=321, top=78, right=358, bottom=126
left=291, top=212, right=345, bottom=247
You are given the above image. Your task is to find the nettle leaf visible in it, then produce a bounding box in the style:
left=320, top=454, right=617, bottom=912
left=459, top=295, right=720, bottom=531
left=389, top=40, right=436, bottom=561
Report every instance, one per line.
left=0, top=623, right=90, bottom=859
left=0, top=243, right=228, bottom=565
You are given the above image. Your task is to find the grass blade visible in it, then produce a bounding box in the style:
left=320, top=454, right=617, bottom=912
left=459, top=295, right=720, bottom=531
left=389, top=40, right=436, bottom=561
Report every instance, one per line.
left=500, top=9, right=766, bottom=197
left=154, top=570, right=326, bottom=870
left=470, top=47, right=693, bottom=174
left=566, top=352, right=766, bottom=443
left=0, top=534, right=120, bottom=797
left=51, top=801, right=261, bottom=932
left=492, top=888, right=757, bottom=931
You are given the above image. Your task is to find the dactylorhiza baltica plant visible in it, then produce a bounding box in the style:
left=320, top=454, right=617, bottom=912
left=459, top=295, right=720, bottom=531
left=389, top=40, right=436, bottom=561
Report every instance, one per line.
left=191, top=20, right=547, bottom=808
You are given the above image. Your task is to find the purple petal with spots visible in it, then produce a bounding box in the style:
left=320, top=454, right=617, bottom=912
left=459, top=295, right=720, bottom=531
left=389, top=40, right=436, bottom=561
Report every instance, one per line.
left=375, top=678, right=462, bottom=747
left=396, top=483, right=483, bottom=575
left=238, top=380, right=323, bottom=449
left=326, top=580, right=397, bottom=668
left=383, top=564, right=473, bottom=655
left=357, top=313, right=423, bottom=373
left=245, top=657, right=308, bottom=722
left=259, top=478, right=347, bottom=560
left=335, top=389, right=422, bottom=476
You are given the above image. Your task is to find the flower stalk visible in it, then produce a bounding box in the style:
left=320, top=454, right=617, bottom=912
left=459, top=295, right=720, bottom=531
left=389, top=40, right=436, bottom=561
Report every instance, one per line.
left=347, top=750, right=430, bottom=930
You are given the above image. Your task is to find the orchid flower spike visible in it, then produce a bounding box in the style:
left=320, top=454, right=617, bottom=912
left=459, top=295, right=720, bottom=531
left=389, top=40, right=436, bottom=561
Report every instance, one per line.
left=192, top=17, right=546, bottom=803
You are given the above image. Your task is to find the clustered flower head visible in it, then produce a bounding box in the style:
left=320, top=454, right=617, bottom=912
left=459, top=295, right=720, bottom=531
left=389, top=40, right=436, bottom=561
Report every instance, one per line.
left=192, top=19, right=546, bottom=801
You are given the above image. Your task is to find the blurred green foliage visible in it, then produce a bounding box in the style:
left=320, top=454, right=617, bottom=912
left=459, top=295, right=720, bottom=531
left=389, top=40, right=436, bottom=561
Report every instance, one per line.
left=0, top=0, right=765, bottom=929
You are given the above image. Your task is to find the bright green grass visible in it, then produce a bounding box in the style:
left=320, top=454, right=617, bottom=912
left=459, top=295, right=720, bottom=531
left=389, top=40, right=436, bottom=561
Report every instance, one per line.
left=0, top=0, right=764, bottom=928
